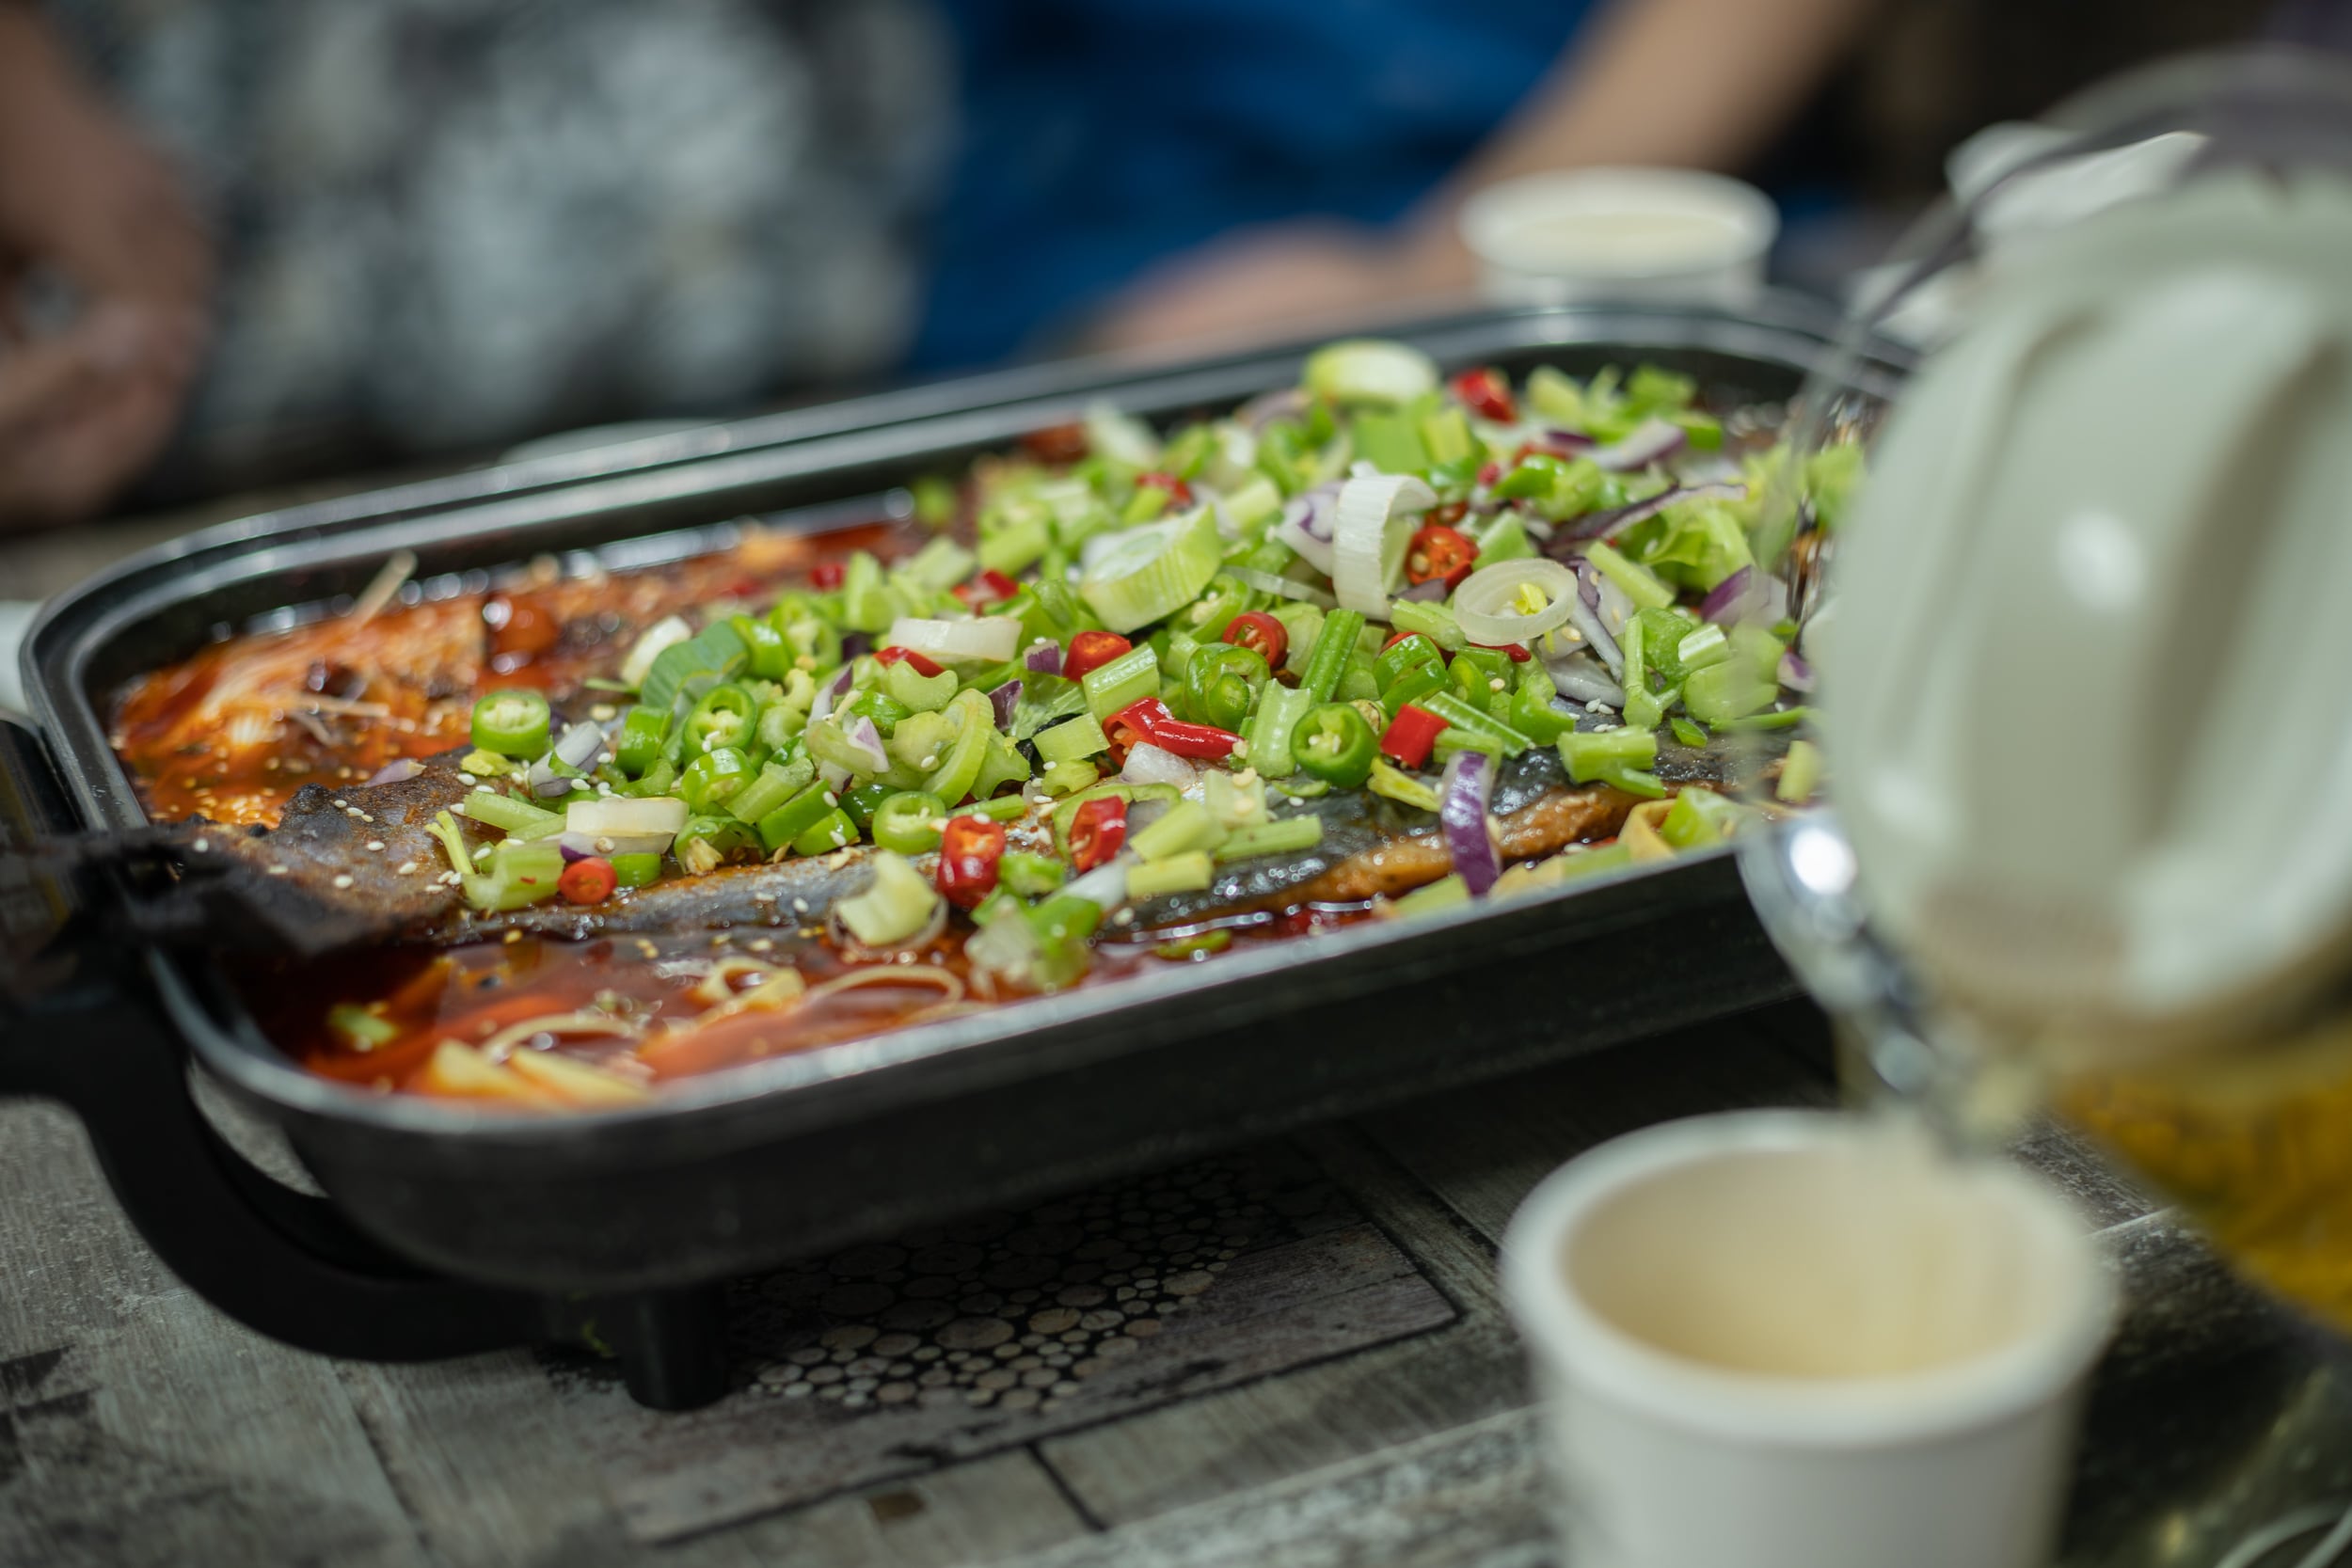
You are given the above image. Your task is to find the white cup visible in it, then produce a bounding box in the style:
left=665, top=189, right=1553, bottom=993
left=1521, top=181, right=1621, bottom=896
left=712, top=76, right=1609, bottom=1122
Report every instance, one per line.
left=1459, top=166, right=1779, bottom=309
left=1502, top=1110, right=2116, bottom=1568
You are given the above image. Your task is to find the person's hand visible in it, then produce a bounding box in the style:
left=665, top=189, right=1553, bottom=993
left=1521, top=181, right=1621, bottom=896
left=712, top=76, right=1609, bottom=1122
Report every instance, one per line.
left=1088, top=220, right=1476, bottom=356
left=0, top=8, right=211, bottom=529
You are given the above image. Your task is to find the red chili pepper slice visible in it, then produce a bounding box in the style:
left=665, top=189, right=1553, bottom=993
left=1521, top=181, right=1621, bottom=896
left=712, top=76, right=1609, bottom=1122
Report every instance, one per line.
left=1221, top=610, right=1288, bottom=669
left=1406, top=525, right=1479, bottom=591
left=1475, top=460, right=1504, bottom=487
left=875, top=645, right=946, bottom=677
left=952, top=568, right=1022, bottom=608
left=558, top=856, right=617, bottom=905
left=1062, top=629, right=1134, bottom=682
left=1111, top=697, right=1242, bottom=761
left=1448, top=367, right=1518, bottom=422
left=1380, top=704, right=1449, bottom=769
left=1067, top=795, right=1128, bottom=873
left=935, top=816, right=1007, bottom=910
left=1471, top=641, right=1533, bottom=663
left=808, top=561, right=845, bottom=592
left=1136, top=470, right=1194, bottom=505
left=1021, top=422, right=1089, bottom=465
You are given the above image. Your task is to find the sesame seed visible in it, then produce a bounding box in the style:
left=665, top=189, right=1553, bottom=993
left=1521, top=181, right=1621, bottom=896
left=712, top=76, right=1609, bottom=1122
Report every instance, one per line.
left=1113, top=909, right=1135, bottom=925
left=365, top=840, right=385, bottom=851
left=918, top=755, right=937, bottom=769
left=396, top=862, right=419, bottom=875
left=331, top=875, right=354, bottom=890
left=191, top=837, right=210, bottom=853
left=332, top=799, right=350, bottom=809
left=791, top=897, right=810, bottom=913
left=266, top=864, right=290, bottom=877
left=505, top=930, right=523, bottom=943
left=1488, top=678, right=1505, bottom=692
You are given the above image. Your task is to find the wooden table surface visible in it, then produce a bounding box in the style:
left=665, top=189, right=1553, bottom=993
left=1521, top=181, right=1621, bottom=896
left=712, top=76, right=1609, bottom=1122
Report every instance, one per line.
left=7, top=1001, right=2346, bottom=1568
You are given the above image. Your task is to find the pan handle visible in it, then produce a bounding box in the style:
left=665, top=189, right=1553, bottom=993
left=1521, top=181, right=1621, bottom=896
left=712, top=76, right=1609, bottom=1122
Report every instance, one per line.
left=0, top=717, right=546, bottom=1360
left=0, top=720, right=729, bottom=1405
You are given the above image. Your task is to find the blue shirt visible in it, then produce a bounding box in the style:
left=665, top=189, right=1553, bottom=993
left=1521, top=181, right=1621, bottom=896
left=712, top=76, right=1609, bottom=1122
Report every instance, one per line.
left=914, top=0, right=1597, bottom=369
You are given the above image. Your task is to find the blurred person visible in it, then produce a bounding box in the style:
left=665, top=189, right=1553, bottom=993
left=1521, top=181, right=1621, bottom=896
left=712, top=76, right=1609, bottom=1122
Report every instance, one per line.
left=0, top=0, right=951, bottom=531
left=920, top=0, right=1882, bottom=361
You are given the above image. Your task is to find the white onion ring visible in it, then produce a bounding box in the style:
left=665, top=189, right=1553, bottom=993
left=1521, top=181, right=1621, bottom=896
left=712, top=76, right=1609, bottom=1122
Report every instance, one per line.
left=1451, top=558, right=1581, bottom=647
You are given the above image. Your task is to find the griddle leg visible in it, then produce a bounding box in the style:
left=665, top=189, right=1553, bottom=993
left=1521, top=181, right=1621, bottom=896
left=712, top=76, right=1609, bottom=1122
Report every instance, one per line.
left=605, top=1285, right=732, bottom=1411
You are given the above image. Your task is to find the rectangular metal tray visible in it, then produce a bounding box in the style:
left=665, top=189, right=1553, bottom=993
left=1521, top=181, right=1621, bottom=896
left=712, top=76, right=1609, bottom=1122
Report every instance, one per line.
left=23, top=300, right=1907, bottom=1292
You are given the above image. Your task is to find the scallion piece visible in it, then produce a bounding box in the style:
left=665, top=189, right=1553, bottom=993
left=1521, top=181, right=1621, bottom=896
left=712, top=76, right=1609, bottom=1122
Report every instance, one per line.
left=1212, top=816, right=1324, bottom=862
left=1130, top=800, right=1224, bottom=863
left=1391, top=874, right=1470, bottom=918
left=1124, top=850, right=1215, bottom=898
left=1081, top=644, right=1162, bottom=722
left=458, top=791, right=563, bottom=837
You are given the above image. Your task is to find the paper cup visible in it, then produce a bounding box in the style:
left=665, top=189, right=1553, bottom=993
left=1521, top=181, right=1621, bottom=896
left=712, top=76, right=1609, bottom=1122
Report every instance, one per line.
left=1460, top=167, right=1778, bottom=308
left=1502, top=1111, right=2115, bottom=1568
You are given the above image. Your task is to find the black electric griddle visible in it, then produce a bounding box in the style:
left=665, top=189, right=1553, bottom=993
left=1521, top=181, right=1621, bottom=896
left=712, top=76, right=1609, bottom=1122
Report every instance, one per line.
left=2, top=301, right=1906, bottom=1408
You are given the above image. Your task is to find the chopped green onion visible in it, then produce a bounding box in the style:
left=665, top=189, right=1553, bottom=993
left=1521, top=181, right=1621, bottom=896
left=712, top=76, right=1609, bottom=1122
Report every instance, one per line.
left=1581, top=540, right=1676, bottom=611
left=836, top=851, right=943, bottom=947
left=1213, top=816, right=1324, bottom=862
left=1420, top=691, right=1534, bottom=757
left=1034, top=713, right=1110, bottom=767
left=1125, top=850, right=1216, bottom=898
left=1367, top=759, right=1441, bottom=812
left=1131, top=800, right=1224, bottom=862
left=1081, top=644, right=1162, bottom=722
left=458, top=791, right=562, bottom=837
left=1777, top=739, right=1824, bottom=804
left=1671, top=717, right=1709, bottom=748
left=1243, top=683, right=1315, bottom=777
left=1391, top=874, right=1470, bottom=918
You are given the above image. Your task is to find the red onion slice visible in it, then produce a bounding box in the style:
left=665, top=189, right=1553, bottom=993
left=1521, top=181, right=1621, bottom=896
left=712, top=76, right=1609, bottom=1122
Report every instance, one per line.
left=1588, top=418, right=1687, bottom=471
left=987, top=679, right=1023, bottom=732
left=810, top=664, right=855, bottom=724
left=844, top=715, right=889, bottom=776
left=1438, top=750, right=1501, bottom=896
left=1274, top=486, right=1340, bottom=575
left=1699, top=565, right=1759, bottom=625
left=1562, top=561, right=1625, bottom=679
left=1551, top=481, right=1747, bottom=546
left=1779, top=650, right=1816, bottom=693
left=1397, top=578, right=1450, bottom=603
left=365, top=757, right=426, bottom=786
left=1025, top=641, right=1064, bottom=676
left=839, top=632, right=874, bottom=662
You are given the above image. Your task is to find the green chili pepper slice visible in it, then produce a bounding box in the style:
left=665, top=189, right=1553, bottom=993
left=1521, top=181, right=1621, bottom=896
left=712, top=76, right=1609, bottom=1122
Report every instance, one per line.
left=681, top=683, right=761, bottom=760
left=469, top=689, right=551, bottom=758
left=840, top=782, right=896, bottom=833
left=1184, top=642, right=1268, bottom=732
left=871, top=790, right=947, bottom=855
left=1293, top=703, right=1377, bottom=788
left=1374, top=632, right=1443, bottom=691
left=680, top=745, right=756, bottom=816
left=613, top=705, right=669, bottom=777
